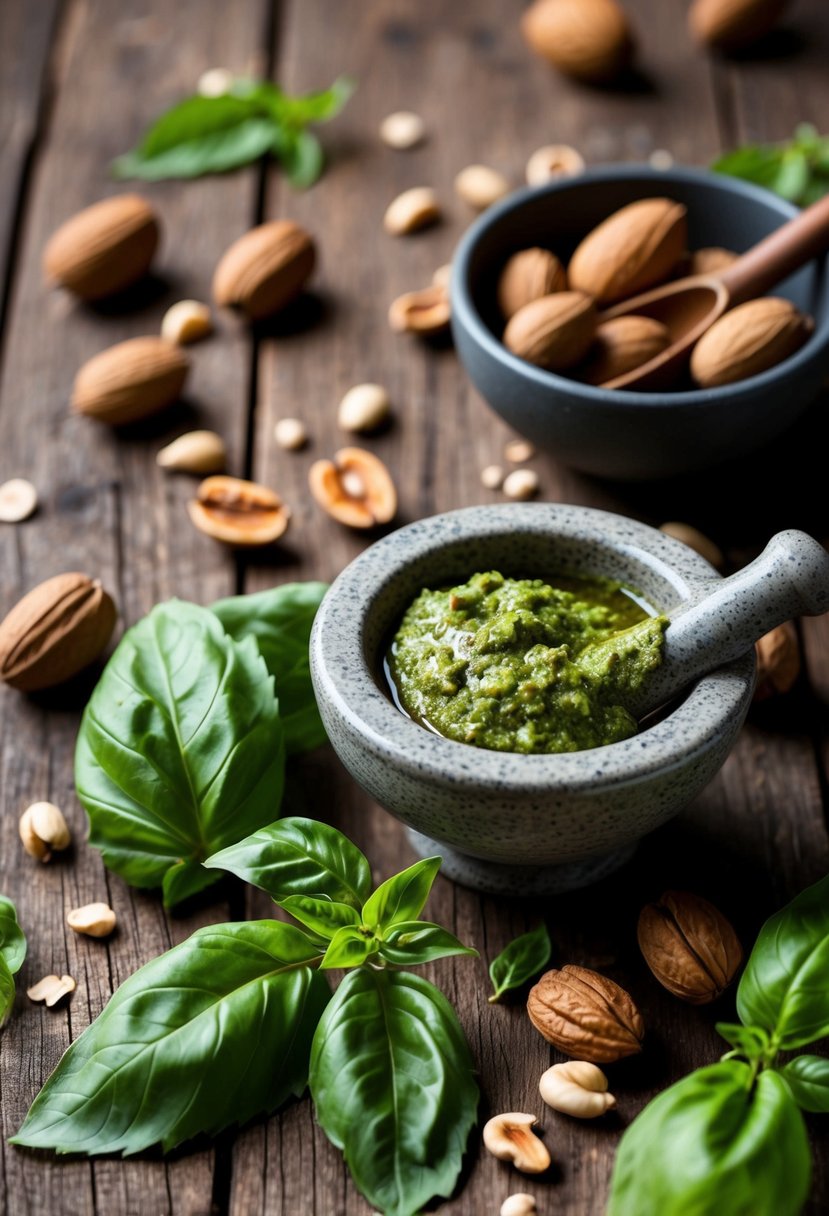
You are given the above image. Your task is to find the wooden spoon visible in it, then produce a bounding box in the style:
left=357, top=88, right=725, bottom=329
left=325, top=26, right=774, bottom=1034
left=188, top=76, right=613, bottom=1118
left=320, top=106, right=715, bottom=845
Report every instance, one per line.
left=597, top=191, right=829, bottom=390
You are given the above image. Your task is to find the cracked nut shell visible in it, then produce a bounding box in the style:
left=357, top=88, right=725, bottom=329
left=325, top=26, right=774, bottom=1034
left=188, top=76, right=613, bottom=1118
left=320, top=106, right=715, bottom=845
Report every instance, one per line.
left=309, top=447, right=397, bottom=529
left=213, top=220, right=316, bottom=321
left=638, top=890, right=743, bottom=1004
left=188, top=476, right=290, bottom=547
left=527, top=964, right=644, bottom=1062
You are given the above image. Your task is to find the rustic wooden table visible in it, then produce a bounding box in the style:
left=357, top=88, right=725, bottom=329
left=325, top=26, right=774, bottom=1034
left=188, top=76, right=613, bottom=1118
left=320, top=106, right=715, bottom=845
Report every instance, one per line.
left=1, top=1, right=829, bottom=1213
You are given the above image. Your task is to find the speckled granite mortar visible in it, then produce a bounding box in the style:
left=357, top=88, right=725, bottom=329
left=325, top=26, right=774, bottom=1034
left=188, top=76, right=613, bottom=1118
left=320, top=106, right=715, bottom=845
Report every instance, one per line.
left=311, top=504, right=756, bottom=894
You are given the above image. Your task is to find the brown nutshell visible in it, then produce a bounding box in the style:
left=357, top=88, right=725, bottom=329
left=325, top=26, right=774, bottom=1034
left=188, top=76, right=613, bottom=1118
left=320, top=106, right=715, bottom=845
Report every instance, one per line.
left=579, top=315, right=671, bottom=385
left=188, top=476, right=290, bottom=547
left=690, top=296, right=812, bottom=388
left=638, top=890, right=743, bottom=1004
left=527, top=964, right=644, bottom=1063
left=213, top=220, right=316, bottom=321
left=754, top=621, right=800, bottom=700
left=309, top=448, right=397, bottom=529
left=498, top=248, right=567, bottom=320
left=521, top=0, right=634, bottom=83
left=71, top=337, right=190, bottom=425
left=504, top=292, right=596, bottom=371
left=43, top=194, right=159, bottom=301
left=568, top=198, right=688, bottom=305
left=689, top=0, right=790, bottom=51
left=388, top=286, right=451, bottom=336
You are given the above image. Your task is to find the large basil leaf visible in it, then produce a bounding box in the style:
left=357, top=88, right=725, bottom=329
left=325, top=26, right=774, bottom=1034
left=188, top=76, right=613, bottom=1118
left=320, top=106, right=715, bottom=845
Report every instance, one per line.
left=607, top=1062, right=810, bottom=1216
left=11, top=921, right=328, bottom=1155
left=378, top=921, right=477, bottom=967
left=737, top=874, right=829, bottom=1049
left=780, top=1055, right=829, bottom=1112
left=310, top=968, right=479, bottom=1216
left=0, top=895, right=26, bottom=975
left=488, top=922, right=551, bottom=1003
left=75, top=601, right=285, bottom=906
left=0, top=958, right=14, bottom=1029
left=361, top=857, right=442, bottom=931
left=206, top=817, right=371, bottom=907
left=212, top=582, right=328, bottom=755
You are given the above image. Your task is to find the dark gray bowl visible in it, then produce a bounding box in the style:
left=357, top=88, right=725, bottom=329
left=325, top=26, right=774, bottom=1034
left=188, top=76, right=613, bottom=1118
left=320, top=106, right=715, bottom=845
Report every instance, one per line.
left=451, top=165, right=829, bottom=481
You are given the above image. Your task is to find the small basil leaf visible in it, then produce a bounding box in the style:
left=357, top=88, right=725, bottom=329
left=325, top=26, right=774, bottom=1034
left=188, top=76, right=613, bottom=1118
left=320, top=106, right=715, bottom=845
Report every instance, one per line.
left=310, top=968, right=479, bottom=1216
left=607, top=1061, right=810, bottom=1216
left=75, top=601, right=285, bottom=906
left=11, top=921, right=329, bottom=1154
left=737, top=873, right=829, bottom=1049
left=278, top=894, right=361, bottom=941
left=205, top=816, right=371, bottom=907
left=713, top=145, right=785, bottom=190
left=212, top=582, right=328, bottom=754
left=274, top=76, right=355, bottom=126
left=716, top=1022, right=772, bottom=1061
left=0, top=895, right=26, bottom=974
left=361, top=856, right=442, bottom=931
left=488, top=923, right=551, bottom=1003
left=319, top=926, right=377, bottom=970
left=0, top=956, right=15, bottom=1028
left=780, top=1055, right=829, bottom=1112
left=378, top=921, right=477, bottom=967
left=278, top=129, right=325, bottom=190
left=771, top=149, right=811, bottom=202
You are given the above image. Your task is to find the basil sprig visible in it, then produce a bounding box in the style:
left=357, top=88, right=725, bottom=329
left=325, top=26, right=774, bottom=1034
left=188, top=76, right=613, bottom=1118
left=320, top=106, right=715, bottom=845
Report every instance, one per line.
left=713, top=123, right=829, bottom=207
left=112, top=76, right=354, bottom=186
left=608, top=874, right=829, bottom=1215
left=0, top=896, right=26, bottom=1027
left=488, top=921, right=552, bottom=1003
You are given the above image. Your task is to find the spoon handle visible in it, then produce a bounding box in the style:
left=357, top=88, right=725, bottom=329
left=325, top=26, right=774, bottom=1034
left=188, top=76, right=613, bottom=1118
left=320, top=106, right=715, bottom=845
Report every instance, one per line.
left=718, top=192, right=829, bottom=307
left=630, top=530, right=829, bottom=719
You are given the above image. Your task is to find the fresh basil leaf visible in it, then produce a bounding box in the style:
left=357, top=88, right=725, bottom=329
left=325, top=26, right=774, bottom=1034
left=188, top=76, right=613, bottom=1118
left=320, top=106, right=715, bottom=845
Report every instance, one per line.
left=212, top=582, right=328, bottom=754
left=0, top=956, right=15, bottom=1028
left=320, top=926, right=378, bottom=970
left=737, top=874, right=829, bottom=1049
left=780, top=1055, right=829, bottom=1112
left=310, top=968, right=479, bottom=1216
left=11, top=921, right=328, bottom=1154
left=0, top=895, right=26, bottom=975
left=488, top=922, right=551, bottom=1003
left=361, top=857, right=442, bottom=931
left=713, top=145, right=785, bottom=190
left=277, top=129, right=325, bottom=190
left=607, top=1061, right=810, bottom=1216
left=162, top=858, right=218, bottom=907
left=716, top=1022, right=772, bottom=1061
left=772, top=149, right=811, bottom=202
left=279, top=894, right=361, bottom=941
left=206, top=817, right=371, bottom=907
left=274, top=76, right=355, bottom=126
left=75, top=600, right=285, bottom=907
left=378, top=921, right=477, bottom=967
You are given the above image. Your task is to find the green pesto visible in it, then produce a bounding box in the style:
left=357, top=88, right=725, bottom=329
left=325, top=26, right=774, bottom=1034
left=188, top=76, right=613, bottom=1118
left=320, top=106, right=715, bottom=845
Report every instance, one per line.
left=388, top=571, right=667, bottom=755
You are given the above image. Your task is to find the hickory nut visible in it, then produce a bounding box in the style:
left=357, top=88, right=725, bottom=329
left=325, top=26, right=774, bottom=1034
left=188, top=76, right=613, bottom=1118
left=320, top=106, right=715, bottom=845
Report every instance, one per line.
left=504, top=291, right=596, bottom=371
left=384, top=187, right=441, bottom=235
left=580, top=315, right=671, bottom=386
left=0, top=572, right=117, bottom=692
left=569, top=198, right=687, bottom=305
left=525, top=143, right=585, bottom=186
left=454, top=164, right=511, bottom=211
left=43, top=194, right=159, bottom=301
left=157, top=430, right=227, bottom=475
left=660, top=521, right=724, bottom=569
left=498, top=248, right=567, bottom=321
left=67, top=902, right=117, bottom=938
left=539, top=1060, right=616, bottom=1118
left=638, top=890, right=743, bottom=1004
left=690, top=296, right=812, bottom=388
left=755, top=621, right=800, bottom=700
left=189, top=476, right=290, bottom=547
left=71, top=336, right=190, bottom=426
left=213, top=220, right=316, bottom=321
left=521, top=0, right=634, bottom=83
left=27, top=974, right=76, bottom=1007
left=482, top=1113, right=551, bottom=1174
left=19, top=801, right=71, bottom=862
left=689, top=0, right=791, bottom=51
left=527, top=965, right=644, bottom=1062
left=309, top=447, right=397, bottom=529
left=389, top=285, right=450, bottom=336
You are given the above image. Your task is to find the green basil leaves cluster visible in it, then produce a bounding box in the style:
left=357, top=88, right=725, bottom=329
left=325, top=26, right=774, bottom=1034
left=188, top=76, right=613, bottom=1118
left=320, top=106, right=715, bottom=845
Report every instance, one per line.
left=0, top=896, right=26, bottom=1027
left=608, top=874, right=829, bottom=1216
left=713, top=123, right=829, bottom=207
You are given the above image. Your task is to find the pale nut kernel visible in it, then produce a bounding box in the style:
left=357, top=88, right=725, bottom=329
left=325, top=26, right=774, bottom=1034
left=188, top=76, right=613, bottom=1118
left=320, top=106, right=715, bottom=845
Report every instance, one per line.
left=501, top=1196, right=537, bottom=1216
left=27, top=974, right=76, bottom=1007
left=197, top=67, right=235, bottom=97
left=525, top=143, right=586, bottom=186
left=649, top=148, right=675, bottom=171
left=19, top=801, right=71, bottom=862
left=503, top=469, right=540, bottom=500
left=67, top=902, right=117, bottom=938
left=379, top=110, right=426, bottom=150
left=432, top=263, right=452, bottom=291
left=338, top=384, right=391, bottom=433
left=161, top=299, right=213, bottom=345
left=539, top=1061, right=616, bottom=1118
left=505, top=439, right=536, bottom=463
left=454, top=164, right=511, bottom=211
left=274, top=418, right=308, bottom=450
left=481, top=464, right=505, bottom=490
left=309, top=447, right=397, bottom=529
left=0, top=478, right=38, bottom=523
left=188, top=476, right=290, bottom=547
left=383, top=187, right=441, bottom=236
left=389, top=286, right=450, bottom=336
left=482, top=1113, right=551, bottom=1175
left=755, top=621, right=800, bottom=700
left=157, top=431, right=227, bottom=474
left=498, top=248, right=567, bottom=321
left=659, top=521, right=724, bottom=570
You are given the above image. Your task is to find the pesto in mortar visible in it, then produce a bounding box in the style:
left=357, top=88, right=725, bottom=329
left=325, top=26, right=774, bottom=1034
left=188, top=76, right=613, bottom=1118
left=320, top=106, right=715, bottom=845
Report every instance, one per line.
left=387, top=571, right=667, bottom=755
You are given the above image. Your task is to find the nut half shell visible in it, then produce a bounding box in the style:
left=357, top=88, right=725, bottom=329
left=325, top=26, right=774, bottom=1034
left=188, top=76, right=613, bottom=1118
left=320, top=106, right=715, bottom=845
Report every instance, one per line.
left=188, top=476, right=290, bottom=547
left=309, top=448, right=397, bottom=529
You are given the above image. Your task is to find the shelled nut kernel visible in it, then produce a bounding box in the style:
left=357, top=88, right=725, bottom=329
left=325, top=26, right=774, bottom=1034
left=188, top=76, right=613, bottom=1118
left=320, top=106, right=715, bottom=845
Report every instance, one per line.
left=481, top=465, right=505, bottom=490
left=501, top=1195, right=538, bottom=1216
left=525, top=143, right=585, bottom=185
left=380, top=111, right=426, bottom=149
left=505, top=439, right=536, bottom=463
left=67, top=902, right=117, bottom=938
left=161, top=300, right=213, bottom=345
left=454, top=164, right=511, bottom=211
left=0, top=479, right=38, bottom=523
left=432, top=263, right=452, bottom=291
left=384, top=187, right=441, bottom=235
left=539, top=1060, right=616, bottom=1117
left=197, top=67, right=235, bottom=97
left=19, top=802, right=71, bottom=862
left=27, top=974, right=76, bottom=1007
left=274, top=418, right=308, bottom=450
left=503, top=469, right=540, bottom=500
left=483, top=1113, right=551, bottom=1174
left=157, top=431, right=227, bottom=474
left=338, top=384, right=391, bottom=433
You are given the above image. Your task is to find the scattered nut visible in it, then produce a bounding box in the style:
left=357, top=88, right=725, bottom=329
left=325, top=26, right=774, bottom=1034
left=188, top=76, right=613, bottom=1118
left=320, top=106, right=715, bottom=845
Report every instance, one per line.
left=197, top=67, right=235, bottom=97
left=504, top=292, right=596, bottom=371
left=483, top=1113, right=551, bottom=1175
left=379, top=110, right=426, bottom=149
left=0, top=572, right=117, bottom=692
left=539, top=1061, right=616, bottom=1118
left=638, top=890, right=743, bottom=1004
left=157, top=431, right=227, bottom=474
left=454, top=164, right=511, bottom=211
left=43, top=195, right=160, bottom=301
left=389, top=286, right=450, bottom=336
left=67, top=902, right=117, bottom=938
left=384, top=187, right=441, bottom=236
left=659, top=521, right=724, bottom=570
left=521, top=0, right=635, bottom=83
left=498, top=248, right=567, bottom=321
left=503, top=469, right=540, bottom=500
left=27, top=974, right=76, bottom=1007
left=19, top=801, right=71, bottom=862
left=504, top=439, right=536, bottom=463
left=501, top=1195, right=538, bottom=1216
left=579, top=315, right=671, bottom=386
left=481, top=464, right=505, bottom=490
left=648, top=148, right=675, bottom=171
left=568, top=198, right=687, bottom=305
left=755, top=621, right=800, bottom=700
left=525, top=143, right=585, bottom=186
left=527, top=965, right=644, bottom=1062
left=274, top=417, right=309, bottom=450
left=689, top=0, right=791, bottom=51
left=689, top=246, right=738, bottom=276
left=309, top=448, right=397, bottom=529
left=338, top=383, right=391, bottom=433
left=71, top=336, right=190, bottom=426
left=161, top=299, right=213, bottom=345
left=0, top=478, right=38, bottom=523
left=213, top=220, right=316, bottom=321
left=188, top=476, right=290, bottom=547
left=432, top=263, right=452, bottom=291
left=690, top=297, right=812, bottom=388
